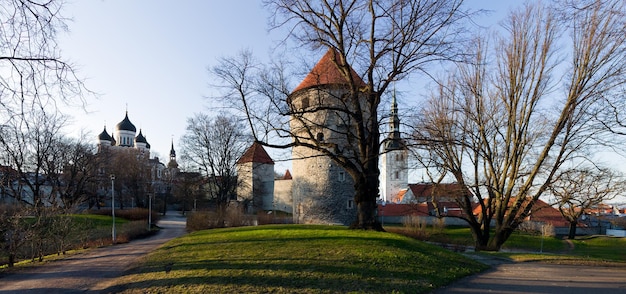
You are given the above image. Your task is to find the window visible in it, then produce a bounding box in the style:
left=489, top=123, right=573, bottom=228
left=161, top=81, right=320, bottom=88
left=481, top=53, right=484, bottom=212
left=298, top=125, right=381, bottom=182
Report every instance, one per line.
left=316, top=132, right=324, bottom=142
left=347, top=199, right=354, bottom=209
left=394, top=171, right=399, bottom=180
left=339, top=171, right=345, bottom=182
left=301, top=97, right=309, bottom=109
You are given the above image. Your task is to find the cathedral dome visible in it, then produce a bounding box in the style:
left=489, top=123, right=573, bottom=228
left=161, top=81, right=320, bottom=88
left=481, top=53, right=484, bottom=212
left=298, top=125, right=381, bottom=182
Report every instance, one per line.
left=116, top=112, right=136, bottom=133
left=135, top=129, right=147, bottom=144
left=98, top=126, right=112, bottom=141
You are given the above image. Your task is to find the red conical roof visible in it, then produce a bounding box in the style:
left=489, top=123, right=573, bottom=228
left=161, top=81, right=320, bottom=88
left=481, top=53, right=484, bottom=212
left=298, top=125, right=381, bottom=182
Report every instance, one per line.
left=292, top=48, right=366, bottom=93
left=237, top=142, right=274, bottom=164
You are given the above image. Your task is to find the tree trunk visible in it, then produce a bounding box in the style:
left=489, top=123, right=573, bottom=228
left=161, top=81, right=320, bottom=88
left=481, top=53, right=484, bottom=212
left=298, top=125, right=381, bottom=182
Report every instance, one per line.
left=568, top=221, right=577, bottom=239
left=8, top=253, right=15, bottom=268
left=474, top=226, right=513, bottom=252
left=350, top=172, right=383, bottom=231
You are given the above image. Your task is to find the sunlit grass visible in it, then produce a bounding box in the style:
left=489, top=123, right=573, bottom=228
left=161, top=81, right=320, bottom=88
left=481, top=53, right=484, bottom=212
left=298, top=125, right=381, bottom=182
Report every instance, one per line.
left=106, top=225, right=488, bottom=293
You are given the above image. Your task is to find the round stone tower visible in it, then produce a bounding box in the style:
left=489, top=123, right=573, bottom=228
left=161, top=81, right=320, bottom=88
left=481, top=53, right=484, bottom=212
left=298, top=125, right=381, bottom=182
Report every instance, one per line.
left=288, top=48, right=367, bottom=225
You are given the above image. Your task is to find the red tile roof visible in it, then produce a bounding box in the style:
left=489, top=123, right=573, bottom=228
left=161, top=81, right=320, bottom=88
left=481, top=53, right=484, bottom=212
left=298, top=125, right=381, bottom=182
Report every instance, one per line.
left=472, top=198, right=571, bottom=227
left=282, top=169, right=292, bottom=180
left=292, top=48, right=367, bottom=93
left=408, top=183, right=467, bottom=199
left=378, top=203, right=429, bottom=217
left=237, top=142, right=274, bottom=164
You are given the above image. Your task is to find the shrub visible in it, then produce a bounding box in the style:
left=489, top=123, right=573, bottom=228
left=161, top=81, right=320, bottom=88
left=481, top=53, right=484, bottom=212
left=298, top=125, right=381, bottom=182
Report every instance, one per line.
left=433, top=217, right=446, bottom=233
left=186, top=209, right=259, bottom=231
left=402, top=215, right=431, bottom=240
left=257, top=211, right=293, bottom=225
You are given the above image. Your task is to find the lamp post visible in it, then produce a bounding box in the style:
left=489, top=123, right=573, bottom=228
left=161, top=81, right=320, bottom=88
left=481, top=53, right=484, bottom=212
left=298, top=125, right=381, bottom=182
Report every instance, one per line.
left=148, top=192, right=152, bottom=230
left=110, top=174, right=116, bottom=243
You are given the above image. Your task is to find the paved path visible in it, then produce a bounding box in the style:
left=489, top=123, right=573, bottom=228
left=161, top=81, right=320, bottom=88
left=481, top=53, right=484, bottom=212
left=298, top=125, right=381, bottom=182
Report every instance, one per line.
left=0, top=212, right=186, bottom=294
left=432, top=254, right=626, bottom=293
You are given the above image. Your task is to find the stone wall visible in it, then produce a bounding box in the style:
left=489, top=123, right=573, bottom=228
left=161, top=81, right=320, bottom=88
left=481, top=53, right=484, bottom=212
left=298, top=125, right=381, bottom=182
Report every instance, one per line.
left=273, top=178, right=293, bottom=213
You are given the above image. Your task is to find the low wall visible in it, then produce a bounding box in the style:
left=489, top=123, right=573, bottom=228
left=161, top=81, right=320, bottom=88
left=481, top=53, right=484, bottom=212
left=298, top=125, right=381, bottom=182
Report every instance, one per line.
left=607, top=229, right=626, bottom=237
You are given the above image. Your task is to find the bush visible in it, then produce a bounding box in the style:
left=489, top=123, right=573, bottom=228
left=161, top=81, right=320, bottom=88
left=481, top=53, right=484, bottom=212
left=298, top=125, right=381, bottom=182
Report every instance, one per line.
left=402, top=215, right=431, bottom=240
left=186, top=209, right=258, bottom=231
left=256, top=211, right=293, bottom=225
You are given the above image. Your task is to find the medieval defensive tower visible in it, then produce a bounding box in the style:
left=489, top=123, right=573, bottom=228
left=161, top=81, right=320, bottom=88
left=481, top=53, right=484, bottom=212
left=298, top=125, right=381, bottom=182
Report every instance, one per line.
left=288, top=48, right=367, bottom=225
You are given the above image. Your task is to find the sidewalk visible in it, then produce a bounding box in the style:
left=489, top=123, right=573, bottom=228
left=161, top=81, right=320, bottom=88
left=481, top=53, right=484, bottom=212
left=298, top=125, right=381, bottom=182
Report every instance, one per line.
left=0, top=212, right=187, bottom=294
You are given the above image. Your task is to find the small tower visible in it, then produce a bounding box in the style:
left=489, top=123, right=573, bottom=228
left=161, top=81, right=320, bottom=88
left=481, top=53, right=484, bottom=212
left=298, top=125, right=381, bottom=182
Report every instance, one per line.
left=289, top=48, right=367, bottom=225
left=236, top=142, right=275, bottom=213
left=97, top=125, right=113, bottom=152
left=380, top=91, right=408, bottom=202
left=167, top=140, right=179, bottom=169
left=134, top=129, right=150, bottom=155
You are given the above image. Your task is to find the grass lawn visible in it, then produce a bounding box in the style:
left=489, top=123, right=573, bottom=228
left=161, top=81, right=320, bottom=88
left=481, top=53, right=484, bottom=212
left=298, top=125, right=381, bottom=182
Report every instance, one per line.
left=107, top=225, right=488, bottom=293
left=387, top=225, right=626, bottom=266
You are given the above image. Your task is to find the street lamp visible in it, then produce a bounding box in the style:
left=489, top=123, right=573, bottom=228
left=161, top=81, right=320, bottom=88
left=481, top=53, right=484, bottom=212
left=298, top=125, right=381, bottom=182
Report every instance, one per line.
left=148, top=192, right=152, bottom=230
left=110, top=174, right=116, bottom=243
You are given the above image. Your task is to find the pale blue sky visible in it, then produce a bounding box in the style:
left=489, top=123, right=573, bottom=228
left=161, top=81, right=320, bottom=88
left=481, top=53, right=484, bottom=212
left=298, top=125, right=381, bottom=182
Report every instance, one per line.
left=60, top=0, right=511, bottom=171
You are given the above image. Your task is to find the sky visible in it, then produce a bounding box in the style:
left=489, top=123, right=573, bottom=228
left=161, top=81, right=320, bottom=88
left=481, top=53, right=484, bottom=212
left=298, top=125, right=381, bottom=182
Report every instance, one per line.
left=59, top=0, right=512, bottom=174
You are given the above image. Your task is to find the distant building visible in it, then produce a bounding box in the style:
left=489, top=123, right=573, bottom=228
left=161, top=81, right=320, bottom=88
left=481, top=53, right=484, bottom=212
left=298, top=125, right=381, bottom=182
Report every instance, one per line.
left=95, top=111, right=168, bottom=208
left=236, top=142, right=275, bottom=213
left=380, top=91, right=408, bottom=203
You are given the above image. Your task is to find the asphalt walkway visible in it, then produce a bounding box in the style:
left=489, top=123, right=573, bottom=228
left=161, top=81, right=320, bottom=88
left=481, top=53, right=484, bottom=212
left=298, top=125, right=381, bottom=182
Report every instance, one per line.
left=0, top=212, right=186, bottom=293
left=432, top=253, right=626, bottom=293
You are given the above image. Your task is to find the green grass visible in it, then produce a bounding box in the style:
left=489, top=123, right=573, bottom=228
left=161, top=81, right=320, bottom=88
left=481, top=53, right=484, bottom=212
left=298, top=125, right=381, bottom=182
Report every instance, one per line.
left=70, top=213, right=129, bottom=227
left=570, top=236, right=626, bottom=261
left=107, top=225, right=488, bottom=293
left=388, top=225, right=626, bottom=265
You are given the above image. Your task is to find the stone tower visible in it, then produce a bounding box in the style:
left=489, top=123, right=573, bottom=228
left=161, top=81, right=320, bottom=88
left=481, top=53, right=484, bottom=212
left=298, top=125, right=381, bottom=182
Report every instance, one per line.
left=236, top=142, right=275, bottom=213
left=380, top=91, right=408, bottom=202
left=289, top=48, right=367, bottom=225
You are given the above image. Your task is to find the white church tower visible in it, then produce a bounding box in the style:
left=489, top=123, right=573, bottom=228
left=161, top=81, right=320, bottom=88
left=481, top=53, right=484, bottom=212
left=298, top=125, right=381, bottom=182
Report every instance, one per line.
left=380, top=92, right=408, bottom=202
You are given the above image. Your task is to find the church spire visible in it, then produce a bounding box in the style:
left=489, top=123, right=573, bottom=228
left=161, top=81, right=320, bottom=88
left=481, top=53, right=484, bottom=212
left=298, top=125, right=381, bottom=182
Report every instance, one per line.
left=384, top=89, right=404, bottom=151
left=170, top=139, right=176, bottom=160
left=167, top=138, right=179, bottom=169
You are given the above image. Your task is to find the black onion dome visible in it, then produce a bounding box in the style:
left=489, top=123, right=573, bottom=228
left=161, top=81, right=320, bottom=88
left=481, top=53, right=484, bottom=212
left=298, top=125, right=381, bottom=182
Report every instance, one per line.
left=135, top=129, right=147, bottom=143
left=98, top=126, right=112, bottom=141
left=116, top=112, right=136, bottom=132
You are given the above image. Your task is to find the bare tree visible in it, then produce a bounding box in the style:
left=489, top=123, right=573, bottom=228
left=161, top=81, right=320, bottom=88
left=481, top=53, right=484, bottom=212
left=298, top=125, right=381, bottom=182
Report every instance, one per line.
left=212, top=0, right=472, bottom=229
left=106, top=148, right=150, bottom=209
left=0, top=110, right=66, bottom=207
left=0, top=0, right=88, bottom=123
left=549, top=166, right=626, bottom=239
left=48, top=136, right=98, bottom=209
left=180, top=114, right=249, bottom=216
left=413, top=1, right=626, bottom=251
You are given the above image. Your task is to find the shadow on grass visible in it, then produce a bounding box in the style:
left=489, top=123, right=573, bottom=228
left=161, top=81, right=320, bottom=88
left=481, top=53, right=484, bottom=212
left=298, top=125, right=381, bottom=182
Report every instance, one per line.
left=102, top=258, right=443, bottom=293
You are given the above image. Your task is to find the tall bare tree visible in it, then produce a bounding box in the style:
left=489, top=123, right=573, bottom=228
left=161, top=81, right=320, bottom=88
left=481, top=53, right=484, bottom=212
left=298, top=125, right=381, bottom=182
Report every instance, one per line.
left=0, top=0, right=91, bottom=208
left=48, top=136, right=98, bottom=209
left=0, top=110, right=66, bottom=206
left=0, top=0, right=89, bottom=122
left=413, top=1, right=626, bottom=250
left=212, top=0, right=472, bottom=229
left=180, top=114, right=249, bottom=215
left=549, top=166, right=626, bottom=239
